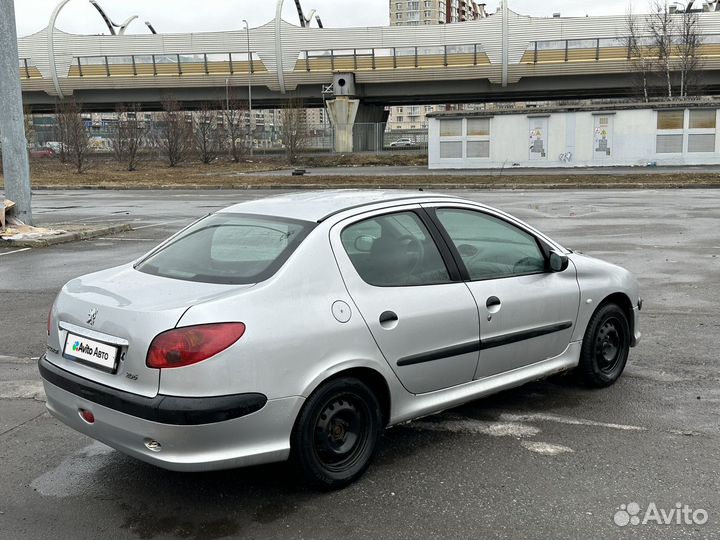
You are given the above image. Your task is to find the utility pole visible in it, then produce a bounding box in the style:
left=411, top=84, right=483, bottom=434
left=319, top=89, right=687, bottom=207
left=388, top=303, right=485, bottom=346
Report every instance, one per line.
left=0, top=0, right=32, bottom=224
left=501, top=0, right=509, bottom=87
left=243, top=19, right=254, bottom=157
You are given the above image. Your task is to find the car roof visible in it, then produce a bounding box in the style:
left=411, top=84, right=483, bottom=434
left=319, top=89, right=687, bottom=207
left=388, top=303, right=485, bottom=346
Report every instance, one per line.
left=218, top=190, right=461, bottom=223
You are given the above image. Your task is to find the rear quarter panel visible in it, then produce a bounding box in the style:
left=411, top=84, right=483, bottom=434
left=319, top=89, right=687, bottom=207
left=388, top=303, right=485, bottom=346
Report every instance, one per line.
left=161, top=225, right=401, bottom=401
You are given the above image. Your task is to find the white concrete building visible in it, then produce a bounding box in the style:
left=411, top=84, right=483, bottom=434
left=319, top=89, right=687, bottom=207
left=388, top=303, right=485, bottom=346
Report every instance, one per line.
left=428, top=102, right=720, bottom=168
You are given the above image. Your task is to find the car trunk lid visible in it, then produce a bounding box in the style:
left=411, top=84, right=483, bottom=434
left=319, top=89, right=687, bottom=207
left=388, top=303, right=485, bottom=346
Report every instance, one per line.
left=46, top=264, right=250, bottom=398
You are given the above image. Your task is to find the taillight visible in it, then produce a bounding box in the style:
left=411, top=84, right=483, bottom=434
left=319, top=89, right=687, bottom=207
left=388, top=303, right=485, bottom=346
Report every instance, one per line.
left=146, top=323, right=246, bottom=369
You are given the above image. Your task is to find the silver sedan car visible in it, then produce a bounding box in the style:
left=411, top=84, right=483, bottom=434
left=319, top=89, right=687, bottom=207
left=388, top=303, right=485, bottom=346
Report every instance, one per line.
left=40, top=191, right=641, bottom=489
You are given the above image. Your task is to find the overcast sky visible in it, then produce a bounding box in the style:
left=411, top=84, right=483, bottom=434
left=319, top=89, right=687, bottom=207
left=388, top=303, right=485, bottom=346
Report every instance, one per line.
left=14, top=0, right=648, bottom=37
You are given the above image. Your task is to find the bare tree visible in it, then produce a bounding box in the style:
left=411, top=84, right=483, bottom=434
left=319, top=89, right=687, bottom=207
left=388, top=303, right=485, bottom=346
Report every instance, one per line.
left=649, top=0, right=675, bottom=98
left=222, top=94, right=249, bottom=163
left=625, top=8, right=651, bottom=102
left=279, top=97, right=309, bottom=165
left=158, top=98, right=192, bottom=167
left=54, top=102, right=69, bottom=163
left=23, top=106, right=36, bottom=150
left=57, top=99, right=90, bottom=174
left=677, top=7, right=703, bottom=97
left=193, top=102, right=224, bottom=164
left=111, top=104, right=146, bottom=171
left=643, top=1, right=704, bottom=98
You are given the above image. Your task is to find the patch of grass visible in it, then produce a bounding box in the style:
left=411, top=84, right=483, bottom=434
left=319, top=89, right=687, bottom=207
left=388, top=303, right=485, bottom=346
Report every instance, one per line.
left=297, top=153, right=428, bottom=168
left=5, top=157, right=720, bottom=189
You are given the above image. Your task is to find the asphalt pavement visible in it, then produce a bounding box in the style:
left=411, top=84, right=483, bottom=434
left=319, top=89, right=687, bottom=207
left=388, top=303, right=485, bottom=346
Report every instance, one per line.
left=1, top=188, right=718, bottom=540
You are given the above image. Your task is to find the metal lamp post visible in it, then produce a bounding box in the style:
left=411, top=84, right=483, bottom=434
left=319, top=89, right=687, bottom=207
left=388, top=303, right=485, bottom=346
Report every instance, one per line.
left=243, top=19, right=253, bottom=156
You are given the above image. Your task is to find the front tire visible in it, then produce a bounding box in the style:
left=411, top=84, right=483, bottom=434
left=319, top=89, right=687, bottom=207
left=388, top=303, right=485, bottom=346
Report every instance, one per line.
left=291, top=377, right=382, bottom=490
left=578, top=303, right=630, bottom=388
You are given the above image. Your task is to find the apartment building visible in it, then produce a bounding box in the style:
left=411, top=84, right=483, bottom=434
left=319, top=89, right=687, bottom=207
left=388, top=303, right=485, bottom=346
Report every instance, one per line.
left=388, top=0, right=486, bottom=130
left=389, top=0, right=485, bottom=26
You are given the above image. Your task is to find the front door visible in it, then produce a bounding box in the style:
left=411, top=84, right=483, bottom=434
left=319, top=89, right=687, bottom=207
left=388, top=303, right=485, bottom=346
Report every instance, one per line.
left=428, top=205, right=580, bottom=379
left=331, top=206, right=480, bottom=394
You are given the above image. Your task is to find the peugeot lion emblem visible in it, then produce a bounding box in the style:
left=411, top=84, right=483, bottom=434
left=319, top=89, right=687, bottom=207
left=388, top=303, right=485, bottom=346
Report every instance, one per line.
left=87, top=308, right=98, bottom=326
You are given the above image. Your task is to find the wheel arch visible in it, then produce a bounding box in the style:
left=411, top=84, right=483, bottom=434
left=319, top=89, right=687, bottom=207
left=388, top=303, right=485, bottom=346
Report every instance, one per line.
left=301, top=365, right=392, bottom=428
left=597, top=292, right=634, bottom=340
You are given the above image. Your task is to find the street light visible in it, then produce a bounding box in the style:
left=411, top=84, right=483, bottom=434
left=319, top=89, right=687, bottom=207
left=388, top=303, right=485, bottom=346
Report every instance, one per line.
left=243, top=19, right=253, bottom=156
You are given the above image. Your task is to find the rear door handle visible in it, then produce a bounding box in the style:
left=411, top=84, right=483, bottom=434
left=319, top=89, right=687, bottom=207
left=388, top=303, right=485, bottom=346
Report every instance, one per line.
left=379, top=311, right=399, bottom=324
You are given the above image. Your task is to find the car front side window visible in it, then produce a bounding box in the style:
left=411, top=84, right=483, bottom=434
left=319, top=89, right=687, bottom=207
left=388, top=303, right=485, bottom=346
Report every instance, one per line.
left=434, top=208, right=546, bottom=281
left=340, top=211, right=450, bottom=287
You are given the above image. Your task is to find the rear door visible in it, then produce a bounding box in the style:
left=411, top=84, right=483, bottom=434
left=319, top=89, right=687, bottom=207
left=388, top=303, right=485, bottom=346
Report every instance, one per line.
left=426, top=204, right=580, bottom=379
left=331, top=206, right=480, bottom=394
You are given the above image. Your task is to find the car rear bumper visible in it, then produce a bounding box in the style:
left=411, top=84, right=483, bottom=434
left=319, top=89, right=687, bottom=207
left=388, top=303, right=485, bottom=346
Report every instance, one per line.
left=39, top=356, right=304, bottom=471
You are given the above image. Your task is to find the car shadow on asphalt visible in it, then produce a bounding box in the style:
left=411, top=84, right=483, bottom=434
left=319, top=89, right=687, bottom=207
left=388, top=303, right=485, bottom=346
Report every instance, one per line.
left=59, top=375, right=609, bottom=540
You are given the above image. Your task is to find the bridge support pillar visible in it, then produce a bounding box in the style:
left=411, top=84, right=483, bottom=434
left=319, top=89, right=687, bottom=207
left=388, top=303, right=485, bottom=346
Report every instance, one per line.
left=326, top=97, right=359, bottom=153
left=326, top=99, right=389, bottom=153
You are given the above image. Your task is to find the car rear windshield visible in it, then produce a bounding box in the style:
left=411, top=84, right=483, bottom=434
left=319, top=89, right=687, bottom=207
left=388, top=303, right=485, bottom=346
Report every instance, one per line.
left=135, top=213, right=314, bottom=284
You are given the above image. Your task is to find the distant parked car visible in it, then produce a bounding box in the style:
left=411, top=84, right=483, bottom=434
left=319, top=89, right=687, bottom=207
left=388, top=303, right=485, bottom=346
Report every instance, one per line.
left=44, top=141, right=64, bottom=154
left=30, top=148, right=56, bottom=159
left=389, top=138, right=416, bottom=148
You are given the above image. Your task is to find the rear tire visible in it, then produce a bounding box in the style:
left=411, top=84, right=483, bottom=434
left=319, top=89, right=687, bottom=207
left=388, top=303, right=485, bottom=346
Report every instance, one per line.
left=578, top=303, right=630, bottom=388
left=291, top=377, right=382, bottom=490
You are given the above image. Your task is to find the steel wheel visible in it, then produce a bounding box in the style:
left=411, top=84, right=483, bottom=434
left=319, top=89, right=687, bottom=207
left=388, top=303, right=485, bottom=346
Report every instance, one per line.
left=292, top=377, right=382, bottom=490
left=313, top=394, right=371, bottom=473
left=595, top=317, right=626, bottom=375
left=578, top=303, right=631, bottom=388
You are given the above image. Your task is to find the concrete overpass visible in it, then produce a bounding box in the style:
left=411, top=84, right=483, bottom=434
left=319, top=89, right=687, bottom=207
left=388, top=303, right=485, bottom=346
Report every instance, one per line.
left=16, top=7, right=720, bottom=148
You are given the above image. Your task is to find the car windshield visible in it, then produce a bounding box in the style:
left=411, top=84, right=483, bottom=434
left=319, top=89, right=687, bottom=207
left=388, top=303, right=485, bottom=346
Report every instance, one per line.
left=135, top=213, right=314, bottom=284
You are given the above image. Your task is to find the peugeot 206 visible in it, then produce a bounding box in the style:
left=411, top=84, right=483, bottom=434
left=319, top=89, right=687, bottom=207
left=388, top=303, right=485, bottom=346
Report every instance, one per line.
left=40, top=191, right=641, bottom=489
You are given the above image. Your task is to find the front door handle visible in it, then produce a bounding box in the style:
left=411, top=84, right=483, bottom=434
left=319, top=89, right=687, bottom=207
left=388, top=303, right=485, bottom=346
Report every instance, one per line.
left=486, top=296, right=501, bottom=309
left=379, top=311, right=399, bottom=324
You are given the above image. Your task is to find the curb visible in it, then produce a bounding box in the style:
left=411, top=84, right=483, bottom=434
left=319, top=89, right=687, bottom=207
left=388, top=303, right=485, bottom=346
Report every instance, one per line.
left=1, top=223, right=133, bottom=249
left=30, top=182, right=720, bottom=191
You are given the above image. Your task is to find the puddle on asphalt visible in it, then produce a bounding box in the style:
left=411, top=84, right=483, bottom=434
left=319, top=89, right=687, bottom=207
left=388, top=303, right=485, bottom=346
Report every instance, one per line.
left=30, top=441, right=116, bottom=497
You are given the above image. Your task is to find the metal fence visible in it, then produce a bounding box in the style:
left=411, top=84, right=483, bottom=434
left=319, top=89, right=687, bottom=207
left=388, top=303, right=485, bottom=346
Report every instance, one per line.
left=27, top=116, right=428, bottom=156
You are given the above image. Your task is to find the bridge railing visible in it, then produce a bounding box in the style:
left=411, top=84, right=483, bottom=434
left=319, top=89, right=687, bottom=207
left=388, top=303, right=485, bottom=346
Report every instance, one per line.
left=525, top=35, right=720, bottom=64
left=297, top=43, right=488, bottom=72
left=67, top=52, right=264, bottom=77
left=19, top=58, right=41, bottom=79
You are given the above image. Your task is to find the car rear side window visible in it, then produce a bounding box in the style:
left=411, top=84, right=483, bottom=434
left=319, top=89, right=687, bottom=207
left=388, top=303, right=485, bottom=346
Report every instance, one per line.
left=136, top=213, right=313, bottom=284
left=341, top=211, right=450, bottom=287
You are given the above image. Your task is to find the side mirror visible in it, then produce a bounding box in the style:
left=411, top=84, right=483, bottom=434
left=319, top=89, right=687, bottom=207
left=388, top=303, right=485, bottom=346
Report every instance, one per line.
left=549, top=250, right=569, bottom=272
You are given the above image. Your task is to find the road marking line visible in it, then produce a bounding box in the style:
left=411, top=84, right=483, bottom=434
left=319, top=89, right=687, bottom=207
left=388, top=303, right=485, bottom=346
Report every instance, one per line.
left=0, top=380, right=45, bottom=400
left=132, top=219, right=188, bottom=230
left=410, top=417, right=540, bottom=438
left=521, top=441, right=574, bottom=455
left=0, top=248, right=31, bottom=257
left=500, top=412, right=646, bottom=432
left=96, top=237, right=156, bottom=242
